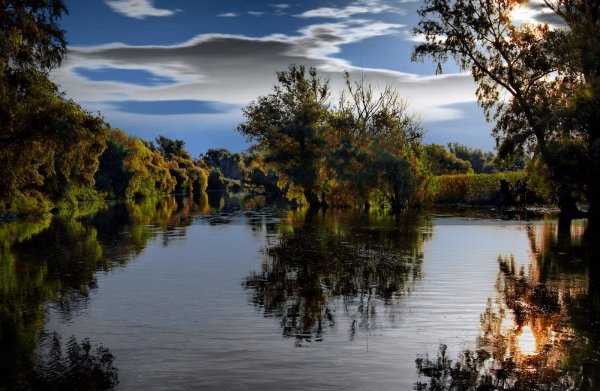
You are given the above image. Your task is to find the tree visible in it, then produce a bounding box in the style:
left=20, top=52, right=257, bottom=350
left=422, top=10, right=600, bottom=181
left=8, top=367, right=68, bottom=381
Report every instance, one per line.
left=412, top=0, right=596, bottom=215
left=330, top=73, right=426, bottom=210
left=0, top=0, right=67, bottom=75
left=238, top=65, right=330, bottom=207
left=447, top=143, right=496, bottom=173
left=200, top=148, right=245, bottom=180
left=95, top=129, right=176, bottom=199
left=0, top=1, right=111, bottom=212
left=155, top=135, right=190, bottom=160
left=424, top=144, right=473, bottom=175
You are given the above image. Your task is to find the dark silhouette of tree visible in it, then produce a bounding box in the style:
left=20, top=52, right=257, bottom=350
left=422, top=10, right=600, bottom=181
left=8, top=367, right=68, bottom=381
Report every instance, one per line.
left=155, top=135, right=191, bottom=160
left=200, top=148, right=245, bottom=180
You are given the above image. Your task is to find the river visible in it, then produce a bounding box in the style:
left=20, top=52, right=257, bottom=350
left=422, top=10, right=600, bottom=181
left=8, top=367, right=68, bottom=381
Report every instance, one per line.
left=1, top=195, right=598, bottom=390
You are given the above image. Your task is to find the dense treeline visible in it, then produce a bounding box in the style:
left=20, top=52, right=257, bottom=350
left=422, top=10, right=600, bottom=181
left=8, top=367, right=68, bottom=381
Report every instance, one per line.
left=0, top=1, right=211, bottom=218
left=0, top=1, right=578, bottom=218
left=236, top=66, right=531, bottom=210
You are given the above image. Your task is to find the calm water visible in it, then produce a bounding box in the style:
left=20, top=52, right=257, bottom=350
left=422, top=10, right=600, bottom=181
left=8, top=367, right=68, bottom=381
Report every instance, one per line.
left=1, top=195, right=598, bottom=390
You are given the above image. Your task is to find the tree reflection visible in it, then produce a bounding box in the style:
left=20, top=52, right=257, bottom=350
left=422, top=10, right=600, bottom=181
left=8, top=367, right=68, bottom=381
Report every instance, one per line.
left=243, top=208, right=430, bottom=346
left=0, top=195, right=202, bottom=389
left=416, top=218, right=600, bottom=390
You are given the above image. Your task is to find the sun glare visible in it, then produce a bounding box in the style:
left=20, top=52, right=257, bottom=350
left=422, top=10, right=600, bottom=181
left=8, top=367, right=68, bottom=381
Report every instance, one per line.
left=518, top=325, right=537, bottom=356
left=510, top=6, right=539, bottom=23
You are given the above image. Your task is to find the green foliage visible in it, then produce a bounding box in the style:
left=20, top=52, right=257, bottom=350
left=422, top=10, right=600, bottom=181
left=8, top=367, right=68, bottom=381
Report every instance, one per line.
left=168, top=155, right=208, bottom=195
left=200, top=148, right=245, bottom=180
left=207, top=168, right=229, bottom=192
left=423, top=144, right=472, bottom=175
left=328, top=73, right=426, bottom=210
left=238, top=65, right=330, bottom=207
left=95, top=130, right=176, bottom=199
left=0, top=0, right=68, bottom=74
left=427, top=172, right=549, bottom=205
left=413, top=0, right=600, bottom=214
left=446, top=143, right=497, bottom=174
left=0, top=74, right=108, bottom=211
left=155, top=135, right=191, bottom=160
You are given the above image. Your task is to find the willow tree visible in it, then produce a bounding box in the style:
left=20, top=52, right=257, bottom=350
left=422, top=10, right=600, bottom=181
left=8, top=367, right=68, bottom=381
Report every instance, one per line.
left=413, top=0, right=598, bottom=216
left=238, top=65, right=331, bottom=207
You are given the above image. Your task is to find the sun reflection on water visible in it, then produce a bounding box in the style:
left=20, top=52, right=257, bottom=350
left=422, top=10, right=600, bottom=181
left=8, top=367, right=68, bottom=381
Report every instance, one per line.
left=518, top=325, right=537, bottom=356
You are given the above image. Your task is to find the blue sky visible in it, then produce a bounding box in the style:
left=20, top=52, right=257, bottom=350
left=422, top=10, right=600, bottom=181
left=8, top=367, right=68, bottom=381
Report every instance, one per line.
left=53, top=0, right=494, bottom=156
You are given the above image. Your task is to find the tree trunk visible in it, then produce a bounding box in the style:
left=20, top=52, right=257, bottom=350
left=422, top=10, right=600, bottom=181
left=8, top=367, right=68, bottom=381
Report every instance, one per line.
left=304, top=189, right=321, bottom=208
left=557, top=184, right=579, bottom=218
left=320, top=191, right=328, bottom=209
left=587, top=136, right=600, bottom=218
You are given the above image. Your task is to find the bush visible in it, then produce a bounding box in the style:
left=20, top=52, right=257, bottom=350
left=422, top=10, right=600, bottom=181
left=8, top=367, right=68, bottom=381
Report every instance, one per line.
left=427, top=172, right=550, bottom=206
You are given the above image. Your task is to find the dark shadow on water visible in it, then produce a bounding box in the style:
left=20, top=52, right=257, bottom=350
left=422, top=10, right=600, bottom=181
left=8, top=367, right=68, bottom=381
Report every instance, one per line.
left=415, top=217, right=600, bottom=390
left=243, top=208, right=431, bottom=346
left=0, top=195, right=209, bottom=390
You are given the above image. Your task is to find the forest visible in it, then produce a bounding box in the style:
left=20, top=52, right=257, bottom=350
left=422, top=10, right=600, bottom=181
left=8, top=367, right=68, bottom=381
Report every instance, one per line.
left=0, top=0, right=597, bottom=220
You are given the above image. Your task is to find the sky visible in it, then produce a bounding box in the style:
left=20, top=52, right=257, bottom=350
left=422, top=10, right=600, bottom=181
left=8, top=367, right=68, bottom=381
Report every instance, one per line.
left=53, top=0, right=496, bottom=157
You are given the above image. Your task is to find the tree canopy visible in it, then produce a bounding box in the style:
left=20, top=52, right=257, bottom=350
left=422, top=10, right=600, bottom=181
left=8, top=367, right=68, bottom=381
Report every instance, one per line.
left=413, top=0, right=600, bottom=216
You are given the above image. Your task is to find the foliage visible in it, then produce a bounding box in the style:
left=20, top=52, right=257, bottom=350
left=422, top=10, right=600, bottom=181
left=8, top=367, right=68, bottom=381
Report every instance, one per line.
left=0, top=73, right=108, bottom=213
left=447, top=142, right=497, bottom=174
left=0, top=1, right=110, bottom=215
left=412, top=0, right=600, bottom=215
left=200, top=148, right=245, bottom=180
left=423, top=143, right=473, bottom=175
left=207, top=168, right=229, bottom=193
left=239, top=67, right=427, bottom=210
left=427, top=172, right=548, bottom=205
left=153, top=135, right=208, bottom=195
left=238, top=65, right=331, bottom=207
left=95, top=129, right=176, bottom=199
left=329, top=73, right=426, bottom=210
left=154, top=135, right=190, bottom=160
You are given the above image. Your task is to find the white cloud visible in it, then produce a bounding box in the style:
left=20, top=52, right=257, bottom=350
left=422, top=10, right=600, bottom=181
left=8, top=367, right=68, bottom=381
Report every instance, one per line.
left=217, top=12, right=239, bottom=18
left=296, top=0, right=404, bottom=19
left=105, top=0, right=178, bottom=19
left=270, top=4, right=290, bottom=9
left=53, top=21, right=477, bottom=125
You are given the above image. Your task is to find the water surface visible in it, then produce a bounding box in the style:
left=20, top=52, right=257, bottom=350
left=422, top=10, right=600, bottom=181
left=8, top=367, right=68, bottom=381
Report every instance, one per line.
left=1, top=196, right=597, bottom=389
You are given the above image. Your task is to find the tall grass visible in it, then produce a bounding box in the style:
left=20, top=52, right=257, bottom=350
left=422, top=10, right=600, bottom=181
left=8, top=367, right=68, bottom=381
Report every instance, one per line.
left=426, top=172, right=550, bottom=206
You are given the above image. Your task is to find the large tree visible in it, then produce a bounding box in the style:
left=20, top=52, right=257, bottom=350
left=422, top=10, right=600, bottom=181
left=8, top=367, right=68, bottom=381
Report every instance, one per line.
left=0, top=1, right=111, bottom=212
left=238, top=65, right=331, bottom=207
left=413, top=0, right=598, bottom=216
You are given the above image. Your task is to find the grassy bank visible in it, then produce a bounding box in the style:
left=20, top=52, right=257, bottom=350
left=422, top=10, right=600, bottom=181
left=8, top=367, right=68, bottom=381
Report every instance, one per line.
left=426, top=172, right=551, bottom=206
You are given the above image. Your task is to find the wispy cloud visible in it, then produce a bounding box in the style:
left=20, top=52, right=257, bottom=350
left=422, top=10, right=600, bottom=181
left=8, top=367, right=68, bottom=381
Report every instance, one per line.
left=217, top=12, right=239, bottom=18
left=296, top=0, right=404, bottom=19
left=105, top=0, right=178, bottom=19
left=55, top=21, right=476, bottom=123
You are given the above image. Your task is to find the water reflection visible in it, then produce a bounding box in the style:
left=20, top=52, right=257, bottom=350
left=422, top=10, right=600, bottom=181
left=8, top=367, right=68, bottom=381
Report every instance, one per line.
left=0, top=196, right=203, bottom=390
left=415, top=218, right=600, bottom=390
left=243, top=209, right=431, bottom=346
